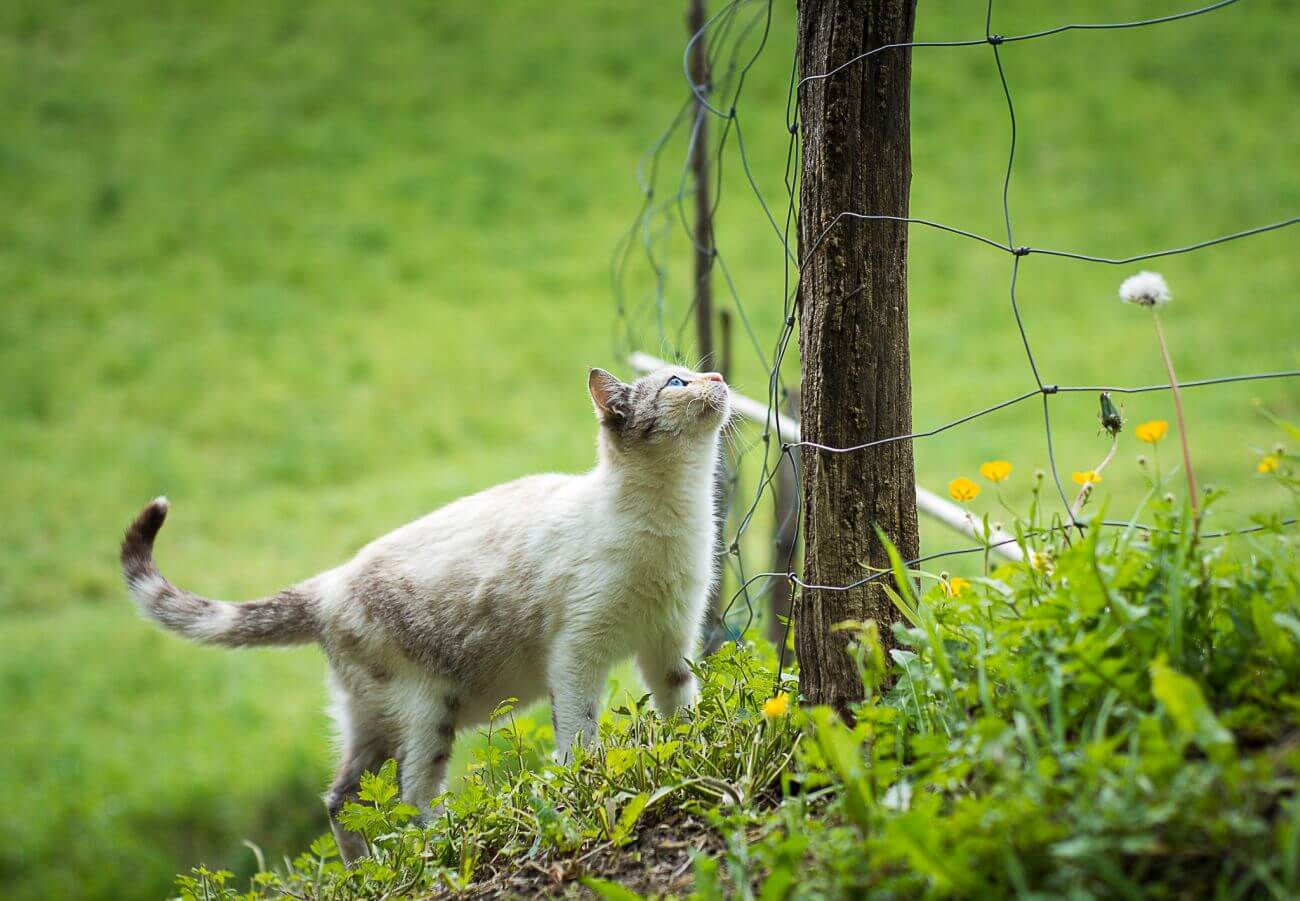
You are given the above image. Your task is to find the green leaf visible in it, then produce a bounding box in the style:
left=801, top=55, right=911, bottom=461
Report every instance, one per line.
left=1149, top=657, right=1236, bottom=764
left=358, top=759, right=399, bottom=807
left=582, top=877, right=645, bottom=900
left=605, top=747, right=638, bottom=777
left=612, top=792, right=649, bottom=842
left=692, top=853, right=725, bottom=901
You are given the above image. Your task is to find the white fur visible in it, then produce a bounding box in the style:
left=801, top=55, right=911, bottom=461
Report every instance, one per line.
left=310, top=366, right=729, bottom=858
left=123, top=367, right=729, bottom=864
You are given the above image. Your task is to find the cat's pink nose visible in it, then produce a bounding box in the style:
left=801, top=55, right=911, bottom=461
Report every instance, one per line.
left=701, top=372, right=725, bottom=383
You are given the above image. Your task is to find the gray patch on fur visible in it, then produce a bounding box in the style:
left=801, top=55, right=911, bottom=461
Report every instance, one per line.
left=665, top=665, right=692, bottom=688
left=323, top=630, right=393, bottom=685
left=351, top=556, right=548, bottom=690
left=121, top=498, right=319, bottom=647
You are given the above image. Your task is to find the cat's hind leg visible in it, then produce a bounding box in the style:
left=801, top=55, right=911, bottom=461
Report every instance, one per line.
left=394, top=680, right=460, bottom=822
left=324, top=677, right=394, bottom=865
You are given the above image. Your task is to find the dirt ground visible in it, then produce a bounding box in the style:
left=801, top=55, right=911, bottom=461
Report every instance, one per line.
left=455, top=812, right=728, bottom=899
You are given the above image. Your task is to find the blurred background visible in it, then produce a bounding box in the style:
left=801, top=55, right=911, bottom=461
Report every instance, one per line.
left=2, top=1, right=1296, bottom=897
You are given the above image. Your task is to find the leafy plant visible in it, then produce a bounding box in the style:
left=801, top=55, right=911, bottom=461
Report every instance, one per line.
left=176, top=472, right=1300, bottom=899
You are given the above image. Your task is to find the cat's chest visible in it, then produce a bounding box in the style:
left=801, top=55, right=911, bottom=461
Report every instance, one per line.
left=599, top=522, right=710, bottom=604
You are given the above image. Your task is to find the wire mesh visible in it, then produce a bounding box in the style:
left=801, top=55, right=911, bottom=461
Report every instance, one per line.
left=610, top=0, right=1299, bottom=656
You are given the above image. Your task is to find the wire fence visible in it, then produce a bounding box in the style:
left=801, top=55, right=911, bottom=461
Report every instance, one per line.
left=610, top=0, right=1299, bottom=653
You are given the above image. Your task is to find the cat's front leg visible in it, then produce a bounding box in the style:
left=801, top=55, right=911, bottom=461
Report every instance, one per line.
left=637, top=634, right=698, bottom=716
left=547, top=638, right=609, bottom=764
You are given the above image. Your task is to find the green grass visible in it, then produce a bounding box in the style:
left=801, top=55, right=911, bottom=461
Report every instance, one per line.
left=174, top=494, right=1300, bottom=898
left=1, top=0, right=1297, bottom=897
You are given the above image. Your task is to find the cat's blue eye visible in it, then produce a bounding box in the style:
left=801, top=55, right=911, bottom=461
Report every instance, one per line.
left=666, top=376, right=687, bottom=388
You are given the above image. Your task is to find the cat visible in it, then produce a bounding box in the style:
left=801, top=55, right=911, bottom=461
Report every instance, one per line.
left=120, top=365, right=730, bottom=863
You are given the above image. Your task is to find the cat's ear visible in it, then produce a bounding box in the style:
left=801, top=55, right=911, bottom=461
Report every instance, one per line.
left=588, top=368, right=630, bottom=425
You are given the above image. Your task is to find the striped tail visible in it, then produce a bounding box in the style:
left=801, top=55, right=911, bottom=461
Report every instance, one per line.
left=120, top=497, right=320, bottom=647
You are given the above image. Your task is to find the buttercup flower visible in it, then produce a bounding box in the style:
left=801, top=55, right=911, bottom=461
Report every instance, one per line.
left=761, top=692, right=790, bottom=718
left=980, top=460, right=1013, bottom=483
left=946, top=577, right=971, bottom=598
left=1072, top=470, right=1102, bottom=486
left=1030, top=550, right=1054, bottom=575
left=948, top=477, right=980, bottom=502
left=1135, top=420, right=1169, bottom=444
left=1119, top=271, right=1171, bottom=308
left=1258, top=455, right=1280, bottom=474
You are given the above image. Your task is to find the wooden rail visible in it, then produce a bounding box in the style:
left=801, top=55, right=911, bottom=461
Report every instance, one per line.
left=629, top=352, right=1023, bottom=563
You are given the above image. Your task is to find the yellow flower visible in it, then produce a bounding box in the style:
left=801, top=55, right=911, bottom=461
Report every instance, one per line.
left=1072, top=470, right=1102, bottom=486
left=946, top=576, right=972, bottom=597
left=1135, top=420, right=1169, bottom=444
left=1258, top=455, right=1280, bottom=474
left=979, top=460, right=1013, bottom=483
left=948, top=477, right=980, bottom=502
left=761, top=692, right=790, bottom=719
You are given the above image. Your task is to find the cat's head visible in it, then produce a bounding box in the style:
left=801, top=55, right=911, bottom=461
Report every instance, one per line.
left=587, top=366, right=730, bottom=462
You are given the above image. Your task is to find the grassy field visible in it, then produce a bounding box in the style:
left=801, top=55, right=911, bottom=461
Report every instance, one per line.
left=2, top=0, right=1296, bottom=897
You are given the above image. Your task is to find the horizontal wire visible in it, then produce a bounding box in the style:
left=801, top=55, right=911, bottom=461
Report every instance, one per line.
left=790, top=389, right=1040, bottom=454
left=1003, top=0, right=1243, bottom=42
left=790, top=0, right=1245, bottom=103
left=1058, top=370, right=1300, bottom=394
left=728, top=516, right=1298, bottom=605
left=1030, top=217, right=1300, bottom=264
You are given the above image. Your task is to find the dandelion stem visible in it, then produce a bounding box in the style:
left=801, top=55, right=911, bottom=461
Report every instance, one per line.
left=1152, top=311, right=1199, bottom=523
left=1070, top=436, right=1119, bottom=519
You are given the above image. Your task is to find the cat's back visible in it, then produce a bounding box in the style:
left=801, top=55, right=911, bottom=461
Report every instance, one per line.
left=360, top=471, right=590, bottom=564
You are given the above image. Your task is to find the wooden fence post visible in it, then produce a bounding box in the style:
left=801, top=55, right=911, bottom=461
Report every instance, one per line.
left=795, top=0, right=920, bottom=716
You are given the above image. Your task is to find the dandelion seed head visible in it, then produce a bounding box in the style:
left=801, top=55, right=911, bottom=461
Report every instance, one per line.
left=1119, top=270, right=1171, bottom=308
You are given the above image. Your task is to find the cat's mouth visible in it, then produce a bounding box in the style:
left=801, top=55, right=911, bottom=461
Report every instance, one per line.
left=694, top=382, right=731, bottom=422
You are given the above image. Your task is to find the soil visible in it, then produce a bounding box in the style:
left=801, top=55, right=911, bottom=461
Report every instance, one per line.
left=451, top=812, right=727, bottom=899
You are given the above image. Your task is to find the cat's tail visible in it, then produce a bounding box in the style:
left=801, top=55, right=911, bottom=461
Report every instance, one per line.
left=120, top=497, right=320, bottom=647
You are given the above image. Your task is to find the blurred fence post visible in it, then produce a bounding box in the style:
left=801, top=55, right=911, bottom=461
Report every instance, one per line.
left=767, top=388, right=800, bottom=646
left=688, top=0, right=730, bottom=656
left=687, top=0, right=715, bottom=367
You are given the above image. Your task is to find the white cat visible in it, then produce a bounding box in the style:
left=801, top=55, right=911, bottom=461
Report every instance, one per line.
left=120, top=365, right=729, bottom=862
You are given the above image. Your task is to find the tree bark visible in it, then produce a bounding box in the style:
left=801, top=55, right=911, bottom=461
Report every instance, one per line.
left=687, top=0, right=715, bottom=367
left=795, top=0, right=919, bottom=717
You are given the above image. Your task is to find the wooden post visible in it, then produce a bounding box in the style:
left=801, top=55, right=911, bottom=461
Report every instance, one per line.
left=688, top=0, right=730, bottom=655
left=767, top=389, right=800, bottom=646
left=700, top=309, right=734, bottom=655
left=686, top=0, right=715, bottom=368
left=795, top=0, right=920, bottom=717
